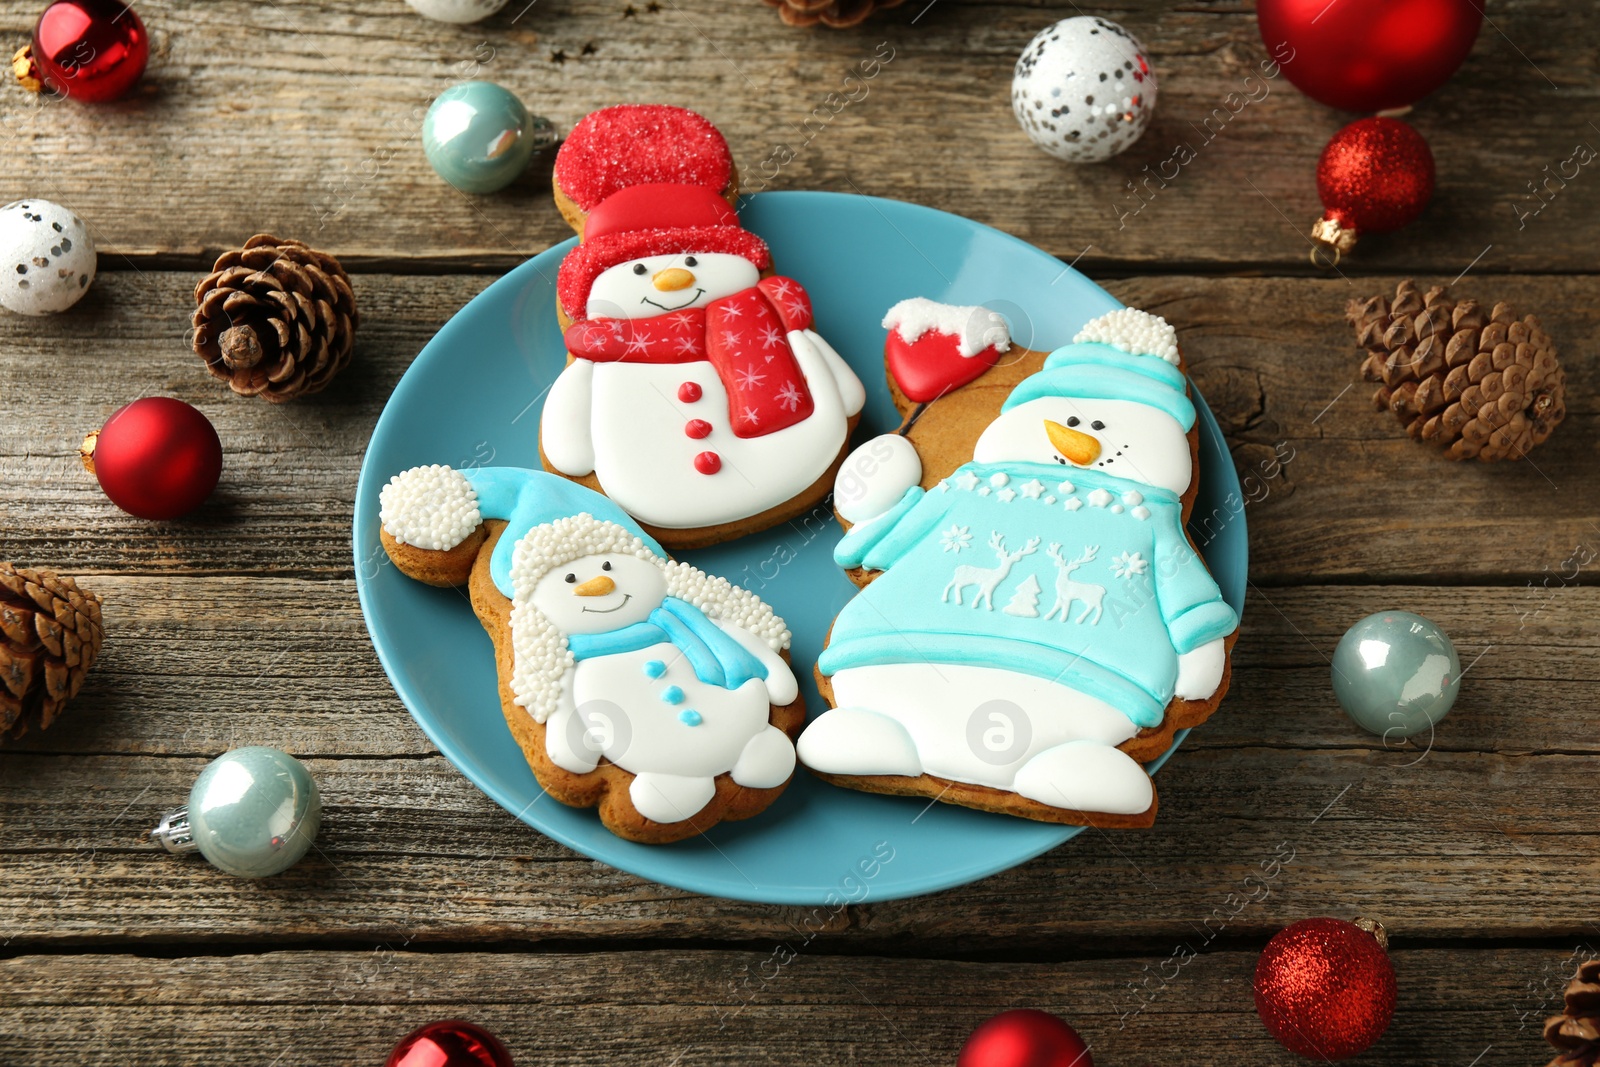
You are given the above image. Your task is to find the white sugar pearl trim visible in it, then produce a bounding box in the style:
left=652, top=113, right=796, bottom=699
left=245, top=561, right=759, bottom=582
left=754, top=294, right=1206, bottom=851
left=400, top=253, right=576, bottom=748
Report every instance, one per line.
left=379, top=464, right=481, bottom=550
left=506, top=514, right=791, bottom=723
left=1073, top=307, right=1180, bottom=365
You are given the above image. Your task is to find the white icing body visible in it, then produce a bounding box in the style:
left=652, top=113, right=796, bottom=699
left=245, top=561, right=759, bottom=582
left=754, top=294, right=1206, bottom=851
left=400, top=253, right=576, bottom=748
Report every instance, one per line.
left=974, top=397, right=1193, bottom=496
left=833, top=433, right=922, bottom=525
left=544, top=327, right=863, bottom=529
left=801, top=663, right=1154, bottom=815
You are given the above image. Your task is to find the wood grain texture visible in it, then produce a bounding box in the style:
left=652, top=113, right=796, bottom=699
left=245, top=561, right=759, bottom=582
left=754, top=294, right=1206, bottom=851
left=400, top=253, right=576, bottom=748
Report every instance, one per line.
left=3, top=272, right=1594, bottom=584
left=0, top=0, right=1589, bottom=272
left=2, top=573, right=1598, bottom=948
left=0, top=947, right=1581, bottom=1066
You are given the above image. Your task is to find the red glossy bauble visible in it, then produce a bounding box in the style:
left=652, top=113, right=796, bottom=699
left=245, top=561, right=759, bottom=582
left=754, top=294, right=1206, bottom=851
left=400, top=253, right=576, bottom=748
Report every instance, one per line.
left=385, top=1020, right=514, bottom=1067
left=81, top=397, right=221, bottom=520
left=1258, top=0, right=1483, bottom=112
left=1254, top=918, right=1396, bottom=1060
left=23, top=0, right=148, bottom=102
left=958, top=1009, right=1093, bottom=1067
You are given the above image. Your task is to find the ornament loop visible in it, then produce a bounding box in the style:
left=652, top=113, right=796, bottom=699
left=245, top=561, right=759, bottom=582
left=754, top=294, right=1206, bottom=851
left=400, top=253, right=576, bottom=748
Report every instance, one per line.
left=150, top=806, right=198, bottom=853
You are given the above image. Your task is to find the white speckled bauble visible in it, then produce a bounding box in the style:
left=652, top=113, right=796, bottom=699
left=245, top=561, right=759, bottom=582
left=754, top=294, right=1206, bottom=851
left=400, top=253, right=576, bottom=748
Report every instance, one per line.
left=0, top=199, right=96, bottom=315
left=405, top=0, right=509, bottom=23
left=1012, top=16, right=1158, bottom=164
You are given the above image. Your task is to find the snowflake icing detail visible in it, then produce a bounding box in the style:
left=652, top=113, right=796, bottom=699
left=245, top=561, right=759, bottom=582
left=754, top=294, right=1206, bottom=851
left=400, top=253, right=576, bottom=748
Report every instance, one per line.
left=735, top=367, right=767, bottom=389
left=622, top=331, right=654, bottom=355
left=768, top=279, right=794, bottom=299
left=721, top=301, right=746, bottom=319
left=741, top=406, right=762, bottom=427
left=669, top=312, right=698, bottom=331
left=775, top=381, right=804, bottom=411
left=720, top=329, right=743, bottom=348
left=1110, top=551, right=1148, bottom=579
left=674, top=337, right=701, bottom=356
left=940, top=525, right=973, bottom=553
left=760, top=324, right=785, bottom=349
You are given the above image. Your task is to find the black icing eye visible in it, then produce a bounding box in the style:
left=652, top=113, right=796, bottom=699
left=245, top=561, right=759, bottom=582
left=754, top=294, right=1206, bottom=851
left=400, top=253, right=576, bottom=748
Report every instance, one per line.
left=564, top=573, right=577, bottom=583
left=684, top=255, right=698, bottom=267
left=601, top=560, right=612, bottom=571
left=1091, top=420, right=1105, bottom=431
left=632, top=263, right=648, bottom=275
left=1066, top=416, right=1080, bottom=427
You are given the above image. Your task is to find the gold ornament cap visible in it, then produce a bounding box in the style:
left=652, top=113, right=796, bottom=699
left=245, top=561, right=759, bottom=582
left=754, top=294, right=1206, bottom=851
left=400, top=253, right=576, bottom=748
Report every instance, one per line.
left=12, top=44, right=40, bottom=94
left=1310, top=214, right=1360, bottom=268
left=79, top=430, right=99, bottom=476
left=1354, top=916, right=1389, bottom=951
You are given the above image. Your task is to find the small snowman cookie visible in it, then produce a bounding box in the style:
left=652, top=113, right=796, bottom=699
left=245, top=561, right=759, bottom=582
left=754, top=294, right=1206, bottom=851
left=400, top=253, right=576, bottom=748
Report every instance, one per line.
left=0, top=200, right=96, bottom=315
left=799, top=305, right=1239, bottom=828
left=378, top=465, right=803, bottom=843
left=540, top=105, right=866, bottom=549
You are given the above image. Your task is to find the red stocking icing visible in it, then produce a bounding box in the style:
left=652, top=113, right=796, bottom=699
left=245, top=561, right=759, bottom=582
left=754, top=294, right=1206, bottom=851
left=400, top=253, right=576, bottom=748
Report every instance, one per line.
left=882, top=298, right=1011, bottom=403
left=554, top=105, right=734, bottom=212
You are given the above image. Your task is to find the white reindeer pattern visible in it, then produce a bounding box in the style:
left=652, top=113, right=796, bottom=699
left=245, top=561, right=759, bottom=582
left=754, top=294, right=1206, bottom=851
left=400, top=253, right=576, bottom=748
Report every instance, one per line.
left=1042, top=544, right=1106, bottom=625
left=943, top=532, right=1041, bottom=610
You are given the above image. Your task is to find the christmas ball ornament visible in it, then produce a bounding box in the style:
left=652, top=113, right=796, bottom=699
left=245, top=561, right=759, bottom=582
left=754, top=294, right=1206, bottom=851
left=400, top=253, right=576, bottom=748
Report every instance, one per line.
left=0, top=562, right=104, bottom=743
left=766, top=0, right=905, bottom=28
left=0, top=199, right=96, bottom=315
left=151, top=747, right=322, bottom=878
left=192, top=234, right=359, bottom=402
left=405, top=0, right=510, bottom=25
left=957, top=1009, right=1093, bottom=1067
left=1351, top=279, right=1567, bottom=461
left=1310, top=117, right=1434, bottom=265
left=1255, top=918, right=1396, bottom=1060
left=80, top=397, right=222, bottom=520
left=386, top=1020, right=514, bottom=1067
left=1332, top=610, right=1459, bottom=739
left=1257, top=0, right=1483, bottom=113
left=12, top=0, right=148, bottom=103
left=423, top=81, right=556, bottom=194
left=1012, top=16, right=1156, bottom=163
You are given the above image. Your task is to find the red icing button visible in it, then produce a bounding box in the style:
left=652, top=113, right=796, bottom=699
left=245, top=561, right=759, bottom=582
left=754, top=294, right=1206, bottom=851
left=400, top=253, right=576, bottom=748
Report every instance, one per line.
left=694, top=451, right=722, bottom=474
left=685, top=419, right=712, bottom=439
left=678, top=381, right=703, bottom=402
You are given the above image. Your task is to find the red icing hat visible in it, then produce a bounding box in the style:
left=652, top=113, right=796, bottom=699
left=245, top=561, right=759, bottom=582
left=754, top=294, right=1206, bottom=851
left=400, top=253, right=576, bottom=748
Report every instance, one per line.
left=554, top=105, right=770, bottom=322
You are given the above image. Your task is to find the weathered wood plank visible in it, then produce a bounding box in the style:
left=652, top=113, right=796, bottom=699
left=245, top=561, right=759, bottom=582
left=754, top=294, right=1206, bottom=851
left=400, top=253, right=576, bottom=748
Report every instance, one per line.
left=0, top=0, right=1589, bottom=271
left=0, top=576, right=1591, bottom=759
left=2, top=741, right=1597, bottom=946
left=0, top=947, right=1578, bottom=1066
left=2, top=272, right=1594, bottom=583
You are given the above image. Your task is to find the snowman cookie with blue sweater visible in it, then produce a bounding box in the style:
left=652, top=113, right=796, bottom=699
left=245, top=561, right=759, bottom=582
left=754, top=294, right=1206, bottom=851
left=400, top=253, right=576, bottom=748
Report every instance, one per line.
left=800, top=304, right=1240, bottom=827
left=377, top=466, right=803, bottom=844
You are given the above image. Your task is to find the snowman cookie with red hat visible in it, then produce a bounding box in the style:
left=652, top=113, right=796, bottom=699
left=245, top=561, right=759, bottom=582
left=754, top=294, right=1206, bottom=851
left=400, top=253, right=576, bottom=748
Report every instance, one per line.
left=541, top=104, right=866, bottom=549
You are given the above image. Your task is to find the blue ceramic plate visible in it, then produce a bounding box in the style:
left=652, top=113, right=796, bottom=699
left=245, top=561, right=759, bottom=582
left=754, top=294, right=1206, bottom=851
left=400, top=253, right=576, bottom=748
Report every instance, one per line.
left=354, top=192, right=1247, bottom=905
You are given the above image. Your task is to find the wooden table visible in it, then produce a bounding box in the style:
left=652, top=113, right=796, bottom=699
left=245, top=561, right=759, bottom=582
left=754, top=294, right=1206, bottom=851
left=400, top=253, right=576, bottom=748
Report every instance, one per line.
left=2, top=1, right=1595, bottom=1063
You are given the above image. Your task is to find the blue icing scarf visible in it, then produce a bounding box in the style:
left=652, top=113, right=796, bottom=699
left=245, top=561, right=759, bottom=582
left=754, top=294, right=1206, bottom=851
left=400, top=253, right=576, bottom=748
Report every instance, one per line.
left=567, top=596, right=768, bottom=690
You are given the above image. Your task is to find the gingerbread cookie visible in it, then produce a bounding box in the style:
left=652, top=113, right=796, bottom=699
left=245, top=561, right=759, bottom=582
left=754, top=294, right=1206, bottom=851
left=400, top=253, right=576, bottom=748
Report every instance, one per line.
left=798, top=305, right=1240, bottom=828
left=377, top=464, right=804, bottom=844
left=541, top=104, right=866, bottom=549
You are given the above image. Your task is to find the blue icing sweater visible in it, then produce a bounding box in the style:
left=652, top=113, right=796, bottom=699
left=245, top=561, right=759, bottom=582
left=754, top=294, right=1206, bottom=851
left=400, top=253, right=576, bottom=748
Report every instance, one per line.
left=818, top=460, right=1239, bottom=728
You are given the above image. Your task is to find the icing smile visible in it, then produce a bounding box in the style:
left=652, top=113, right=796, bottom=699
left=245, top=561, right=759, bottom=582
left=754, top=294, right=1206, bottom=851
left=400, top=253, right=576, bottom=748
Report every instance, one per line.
left=581, top=594, right=633, bottom=614
left=641, top=289, right=705, bottom=311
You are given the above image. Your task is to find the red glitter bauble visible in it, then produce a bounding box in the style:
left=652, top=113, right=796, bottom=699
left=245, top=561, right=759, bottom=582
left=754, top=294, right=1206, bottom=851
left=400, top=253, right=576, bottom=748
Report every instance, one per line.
left=1258, top=0, right=1483, bottom=112
left=957, top=1009, right=1093, bottom=1067
left=385, top=1020, right=514, bottom=1067
left=1253, top=918, right=1396, bottom=1061
left=1309, top=117, right=1435, bottom=263
left=81, top=397, right=221, bottom=520
left=21, top=0, right=149, bottom=103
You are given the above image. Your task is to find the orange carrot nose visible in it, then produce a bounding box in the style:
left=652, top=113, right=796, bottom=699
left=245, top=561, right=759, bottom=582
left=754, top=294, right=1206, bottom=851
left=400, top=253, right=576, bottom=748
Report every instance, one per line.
left=652, top=268, right=696, bottom=292
left=1045, top=420, right=1102, bottom=466
left=573, top=575, right=616, bottom=597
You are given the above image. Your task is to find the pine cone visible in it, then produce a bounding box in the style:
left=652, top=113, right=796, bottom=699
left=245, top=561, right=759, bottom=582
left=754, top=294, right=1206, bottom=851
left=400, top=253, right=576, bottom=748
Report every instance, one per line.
left=761, top=0, right=904, bottom=27
left=0, top=563, right=104, bottom=742
left=192, top=234, right=359, bottom=403
left=1348, top=279, right=1566, bottom=461
left=1545, top=960, right=1600, bottom=1066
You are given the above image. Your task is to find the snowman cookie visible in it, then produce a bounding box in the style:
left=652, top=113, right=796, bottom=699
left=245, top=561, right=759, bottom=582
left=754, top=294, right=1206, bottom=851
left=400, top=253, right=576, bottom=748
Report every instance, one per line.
left=377, top=465, right=804, bottom=844
left=799, top=304, right=1240, bottom=828
left=540, top=104, right=866, bottom=549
